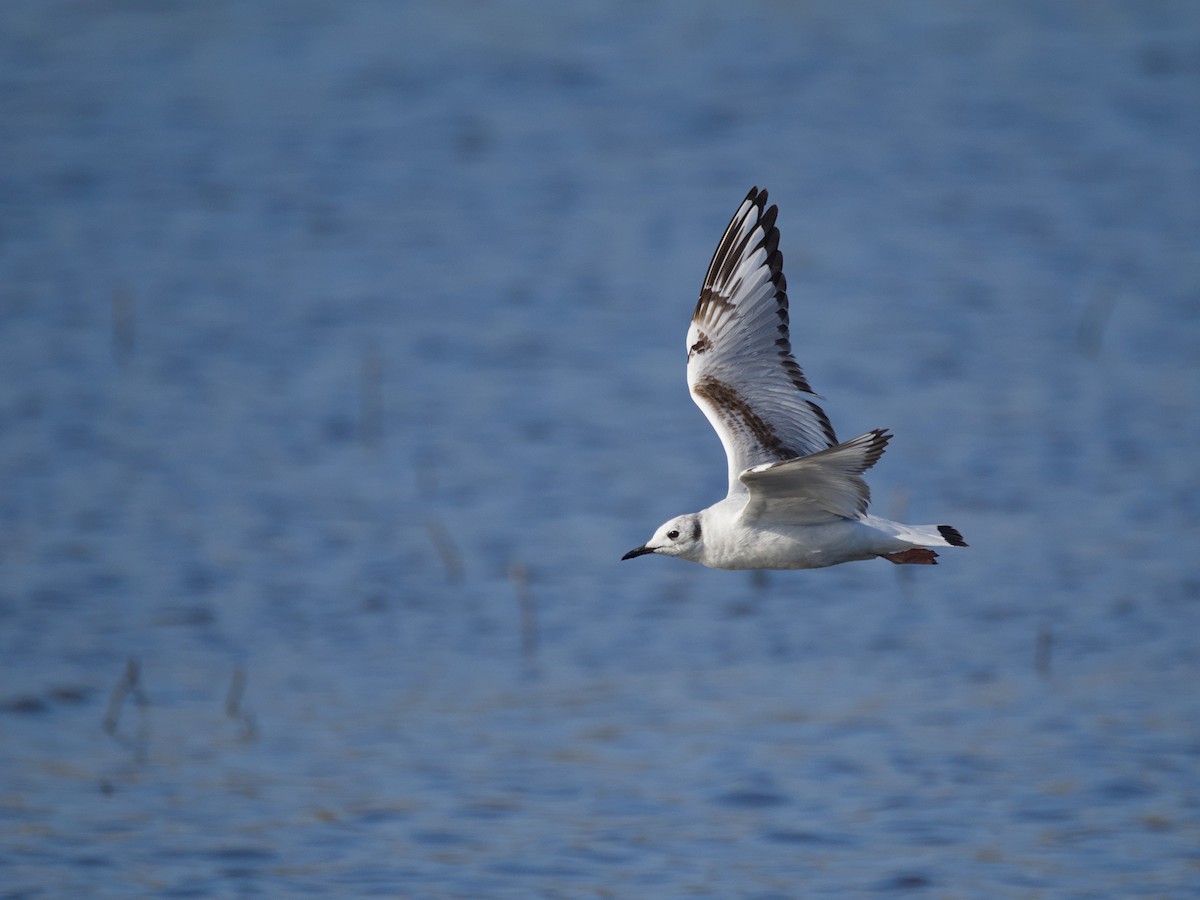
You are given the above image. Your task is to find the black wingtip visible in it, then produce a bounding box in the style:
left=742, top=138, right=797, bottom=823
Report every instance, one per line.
left=863, top=428, right=891, bottom=469
left=938, top=525, right=968, bottom=548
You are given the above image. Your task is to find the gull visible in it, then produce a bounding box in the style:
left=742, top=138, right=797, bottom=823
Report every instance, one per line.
left=623, top=187, right=967, bottom=570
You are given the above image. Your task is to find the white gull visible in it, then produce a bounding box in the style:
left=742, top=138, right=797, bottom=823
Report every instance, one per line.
left=623, top=187, right=967, bottom=570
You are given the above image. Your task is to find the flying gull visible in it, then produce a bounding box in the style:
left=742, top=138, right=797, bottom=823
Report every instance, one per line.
left=623, top=187, right=967, bottom=569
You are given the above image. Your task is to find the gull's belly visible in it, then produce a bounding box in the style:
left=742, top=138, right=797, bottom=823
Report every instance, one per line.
left=707, top=520, right=880, bottom=570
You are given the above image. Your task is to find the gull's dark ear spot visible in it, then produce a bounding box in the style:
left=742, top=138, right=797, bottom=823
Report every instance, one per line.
left=692, top=518, right=701, bottom=541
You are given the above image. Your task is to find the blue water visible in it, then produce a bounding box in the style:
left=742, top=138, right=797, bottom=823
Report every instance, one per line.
left=2, top=1, right=1198, bottom=895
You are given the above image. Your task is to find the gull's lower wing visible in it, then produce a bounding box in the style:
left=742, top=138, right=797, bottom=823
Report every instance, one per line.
left=686, top=187, right=838, bottom=497
left=738, top=429, right=891, bottom=525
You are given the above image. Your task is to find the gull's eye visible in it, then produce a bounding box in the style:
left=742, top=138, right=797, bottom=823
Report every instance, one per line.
left=667, top=529, right=680, bottom=540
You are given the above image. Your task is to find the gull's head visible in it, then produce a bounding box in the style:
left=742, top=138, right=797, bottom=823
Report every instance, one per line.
left=622, top=514, right=703, bottom=563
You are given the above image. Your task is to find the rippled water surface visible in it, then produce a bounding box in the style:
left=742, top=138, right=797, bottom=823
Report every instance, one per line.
left=2, top=1, right=1199, bottom=896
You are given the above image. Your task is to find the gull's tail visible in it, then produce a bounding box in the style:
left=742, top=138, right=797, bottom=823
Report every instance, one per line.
left=866, top=516, right=967, bottom=547
left=934, top=524, right=968, bottom=547
left=878, top=522, right=968, bottom=565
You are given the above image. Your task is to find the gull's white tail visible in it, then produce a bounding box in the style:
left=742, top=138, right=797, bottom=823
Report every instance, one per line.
left=864, top=516, right=969, bottom=549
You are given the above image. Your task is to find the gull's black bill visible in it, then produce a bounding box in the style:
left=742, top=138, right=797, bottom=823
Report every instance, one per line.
left=621, top=546, right=654, bottom=560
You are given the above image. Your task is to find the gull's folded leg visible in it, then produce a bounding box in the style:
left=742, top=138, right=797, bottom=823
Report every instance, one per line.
left=881, top=549, right=938, bottom=565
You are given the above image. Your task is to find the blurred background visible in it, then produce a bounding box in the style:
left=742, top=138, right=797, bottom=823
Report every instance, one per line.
left=2, top=0, right=1198, bottom=895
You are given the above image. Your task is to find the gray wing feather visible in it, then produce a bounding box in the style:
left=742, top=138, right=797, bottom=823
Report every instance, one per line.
left=739, top=429, right=892, bottom=524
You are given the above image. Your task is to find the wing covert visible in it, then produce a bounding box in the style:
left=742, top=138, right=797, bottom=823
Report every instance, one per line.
left=739, top=429, right=891, bottom=525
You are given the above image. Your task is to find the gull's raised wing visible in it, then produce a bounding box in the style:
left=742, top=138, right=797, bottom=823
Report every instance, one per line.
left=687, top=187, right=837, bottom=496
